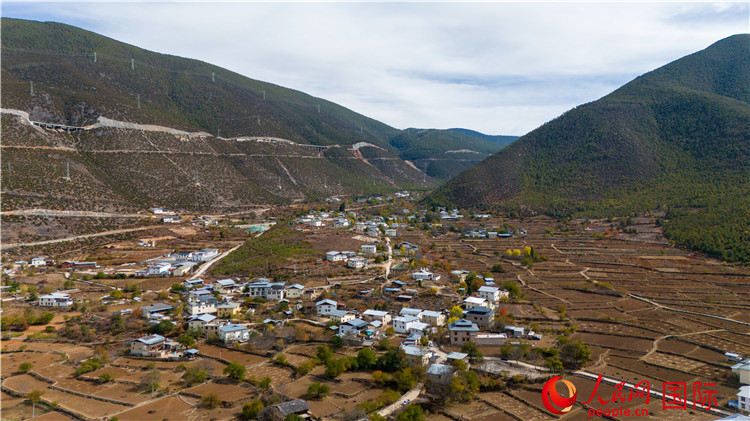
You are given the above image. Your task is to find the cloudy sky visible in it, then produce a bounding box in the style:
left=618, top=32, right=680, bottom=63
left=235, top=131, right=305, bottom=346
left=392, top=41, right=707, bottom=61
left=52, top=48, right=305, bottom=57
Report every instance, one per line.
left=2, top=1, right=748, bottom=135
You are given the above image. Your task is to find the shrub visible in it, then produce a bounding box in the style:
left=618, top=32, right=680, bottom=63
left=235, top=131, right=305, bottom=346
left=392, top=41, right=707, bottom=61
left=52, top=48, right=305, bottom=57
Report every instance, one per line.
left=201, top=393, right=221, bottom=409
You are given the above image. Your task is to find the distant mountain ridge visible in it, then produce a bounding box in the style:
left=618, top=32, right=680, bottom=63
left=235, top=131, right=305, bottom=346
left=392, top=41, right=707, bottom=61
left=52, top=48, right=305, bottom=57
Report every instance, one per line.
left=0, top=18, right=513, bottom=175
left=0, top=17, right=515, bottom=210
left=430, top=34, right=750, bottom=262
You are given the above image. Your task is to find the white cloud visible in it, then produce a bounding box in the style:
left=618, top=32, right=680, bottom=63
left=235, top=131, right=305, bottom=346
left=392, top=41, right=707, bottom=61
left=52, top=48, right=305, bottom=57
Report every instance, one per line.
left=2, top=1, right=748, bottom=135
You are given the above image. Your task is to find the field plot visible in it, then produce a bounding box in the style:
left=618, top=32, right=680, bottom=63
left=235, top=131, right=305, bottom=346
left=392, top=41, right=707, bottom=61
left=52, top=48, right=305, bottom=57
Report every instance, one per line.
left=250, top=363, right=295, bottom=386
left=478, top=392, right=555, bottom=421
left=445, top=399, right=506, bottom=420
left=570, top=332, right=652, bottom=354
left=183, top=381, right=256, bottom=404
left=1, top=351, right=62, bottom=377
left=109, top=396, right=193, bottom=420
left=198, top=344, right=267, bottom=366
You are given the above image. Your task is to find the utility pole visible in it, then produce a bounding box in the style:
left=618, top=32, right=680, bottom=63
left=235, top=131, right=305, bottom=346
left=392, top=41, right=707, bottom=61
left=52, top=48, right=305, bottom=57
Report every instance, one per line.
left=131, top=59, right=134, bottom=70
left=65, top=161, right=70, bottom=180
left=217, top=129, right=220, bottom=138
left=137, top=94, right=141, bottom=110
left=94, top=52, right=97, bottom=63
left=317, top=104, right=321, bottom=114
left=263, top=90, right=266, bottom=100
left=212, top=72, right=215, bottom=82
left=30, top=81, right=34, bottom=96
left=257, top=116, right=261, bottom=125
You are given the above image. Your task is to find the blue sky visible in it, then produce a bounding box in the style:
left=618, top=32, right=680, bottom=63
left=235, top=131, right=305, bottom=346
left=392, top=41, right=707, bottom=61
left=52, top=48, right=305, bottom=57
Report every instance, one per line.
left=2, top=1, right=748, bottom=135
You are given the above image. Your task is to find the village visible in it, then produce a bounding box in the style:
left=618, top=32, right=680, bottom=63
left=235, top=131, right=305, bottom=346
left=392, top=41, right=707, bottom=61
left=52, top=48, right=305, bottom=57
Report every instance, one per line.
left=1, top=193, right=749, bottom=421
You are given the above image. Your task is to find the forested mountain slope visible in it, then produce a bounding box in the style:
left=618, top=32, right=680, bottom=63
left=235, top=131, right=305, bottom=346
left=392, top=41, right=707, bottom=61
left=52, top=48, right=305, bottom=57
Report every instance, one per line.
left=430, top=34, right=750, bottom=262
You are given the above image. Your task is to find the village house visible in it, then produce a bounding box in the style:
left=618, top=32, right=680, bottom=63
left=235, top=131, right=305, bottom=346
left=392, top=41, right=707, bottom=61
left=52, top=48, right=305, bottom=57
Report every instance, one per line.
left=186, top=288, right=213, bottom=302
left=477, top=285, right=508, bottom=303
left=284, top=284, right=305, bottom=299
left=204, top=320, right=230, bottom=338
left=393, top=315, right=420, bottom=334
left=474, top=332, right=507, bottom=346
left=385, top=228, right=397, bottom=237
left=245, top=280, right=285, bottom=301
left=347, top=256, right=367, bottom=269
left=38, top=292, right=73, bottom=307
left=403, top=345, right=429, bottom=367
left=399, top=308, right=423, bottom=318
left=217, top=302, right=241, bottom=319
left=316, top=299, right=338, bottom=316
left=362, top=309, right=391, bottom=325
left=361, top=244, right=377, bottom=255
left=448, top=319, right=479, bottom=345
left=130, top=334, right=180, bottom=357
left=148, top=262, right=172, bottom=275
left=218, top=324, right=249, bottom=343
left=326, top=251, right=348, bottom=262
left=464, top=296, right=491, bottom=309
left=30, top=257, right=47, bottom=267
left=464, top=306, right=494, bottom=328
left=329, top=309, right=355, bottom=323
left=733, top=386, right=750, bottom=412
left=731, top=359, right=750, bottom=385
left=192, top=248, right=220, bottom=262
left=339, top=318, right=370, bottom=336
left=266, top=283, right=285, bottom=301
left=185, top=296, right=218, bottom=316
left=141, top=303, right=174, bottom=318
left=408, top=321, right=431, bottom=337
left=446, top=352, right=469, bottom=366
left=213, top=279, right=238, bottom=294
left=263, top=399, right=311, bottom=421
left=420, top=310, right=446, bottom=326
left=427, top=363, right=455, bottom=389
left=412, top=268, right=440, bottom=281
left=183, top=278, right=205, bottom=289
left=505, top=325, right=526, bottom=338
left=187, top=314, right=217, bottom=332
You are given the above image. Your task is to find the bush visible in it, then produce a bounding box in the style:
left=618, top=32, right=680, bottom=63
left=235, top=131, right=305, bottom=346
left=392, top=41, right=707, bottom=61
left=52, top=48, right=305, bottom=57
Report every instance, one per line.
left=223, top=361, right=246, bottom=382
left=18, top=362, right=33, bottom=373
left=201, top=393, right=221, bottom=409
left=98, top=373, right=114, bottom=383
left=242, top=399, right=263, bottom=420
left=307, top=381, right=330, bottom=399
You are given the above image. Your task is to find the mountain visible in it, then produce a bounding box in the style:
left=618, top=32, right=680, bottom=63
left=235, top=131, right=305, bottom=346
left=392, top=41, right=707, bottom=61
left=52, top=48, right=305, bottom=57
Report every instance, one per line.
left=390, top=129, right=517, bottom=179
left=430, top=34, right=750, bottom=262
left=0, top=18, right=514, bottom=211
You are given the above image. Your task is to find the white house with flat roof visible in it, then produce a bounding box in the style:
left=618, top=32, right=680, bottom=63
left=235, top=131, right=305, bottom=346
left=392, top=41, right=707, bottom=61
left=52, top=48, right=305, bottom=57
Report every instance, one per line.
left=219, top=324, right=249, bottom=343
left=329, top=309, right=355, bottom=323
left=393, top=315, right=420, bottom=334
left=412, top=268, right=439, bottom=281
left=477, top=285, right=508, bottom=303
left=38, top=292, right=73, bottom=307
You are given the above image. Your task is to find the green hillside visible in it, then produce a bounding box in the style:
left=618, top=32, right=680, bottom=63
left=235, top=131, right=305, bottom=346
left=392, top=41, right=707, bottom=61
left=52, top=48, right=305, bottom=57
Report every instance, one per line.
left=430, top=34, right=750, bottom=263
left=0, top=18, right=513, bottom=178
left=390, top=129, right=517, bottom=179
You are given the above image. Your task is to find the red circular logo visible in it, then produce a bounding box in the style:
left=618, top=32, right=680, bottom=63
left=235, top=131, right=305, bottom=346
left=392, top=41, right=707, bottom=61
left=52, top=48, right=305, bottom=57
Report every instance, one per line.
left=542, top=376, right=577, bottom=414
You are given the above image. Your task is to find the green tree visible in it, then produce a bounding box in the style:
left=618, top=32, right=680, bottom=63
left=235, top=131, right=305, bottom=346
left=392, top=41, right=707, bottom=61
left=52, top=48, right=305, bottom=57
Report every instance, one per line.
left=316, top=344, right=333, bottom=364
left=559, top=340, right=590, bottom=368
left=325, top=358, right=347, bottom=378
left=397, top=405, right=424, bottom=421
left=460, top=341, right=484, bottom=364
left=331, top=335, right=344, bottom=349
left=223, top=361, right=246, bottom=382
left=376, top=349, right=401, bottom=372
left=182, top=366, right=208, bottom=386
left=397, top=368, right=416, bottom=392
left=356, top=348, right=377, bottom=369
left=242, top=399, right=263, bottom=420
left=27, top=389, right=45, bottom=418
left=110, top=289, right=124, bottom=299
left=307, top=381, right=330, bottom=399
left=177, top=333, right=195, bottom=348
left=149, top=320, right=175, bottom=335
left=449, top=305, right=463, bottom=319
